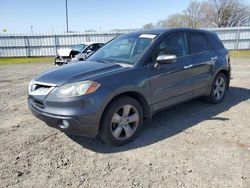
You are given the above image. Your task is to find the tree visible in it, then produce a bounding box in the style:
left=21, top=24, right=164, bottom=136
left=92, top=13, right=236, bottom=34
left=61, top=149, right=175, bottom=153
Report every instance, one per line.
left=184, top=1, right=207, bottom=28
left=142, top=23, right=155, bottom=29
left=142, top=0, right=250, bottom=28
left=205, top=0, right=250, bottom=27
left=84, top=29, right=97, bottom=33
left=144, top=1, right=206, bottom=28
left=156, top=14, right=189, bottom=28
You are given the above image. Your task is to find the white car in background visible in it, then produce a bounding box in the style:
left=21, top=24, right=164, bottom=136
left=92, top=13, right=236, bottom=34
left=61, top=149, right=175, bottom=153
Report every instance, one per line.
left=54, top=42, right=105, bottom=66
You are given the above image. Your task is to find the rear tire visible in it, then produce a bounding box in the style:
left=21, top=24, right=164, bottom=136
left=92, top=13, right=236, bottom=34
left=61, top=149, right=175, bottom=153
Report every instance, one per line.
left=99, top=96, right=143, bottom=146
left=204, top=73, right=228, bottom=104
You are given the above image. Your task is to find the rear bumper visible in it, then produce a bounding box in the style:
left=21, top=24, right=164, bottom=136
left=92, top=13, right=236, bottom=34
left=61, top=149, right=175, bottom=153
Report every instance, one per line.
left=28, top=99, right=99, bottom=137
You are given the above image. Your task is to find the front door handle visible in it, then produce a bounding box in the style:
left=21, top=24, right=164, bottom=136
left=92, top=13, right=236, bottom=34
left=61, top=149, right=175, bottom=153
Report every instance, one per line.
left=184, top=64, right=193, bottom=69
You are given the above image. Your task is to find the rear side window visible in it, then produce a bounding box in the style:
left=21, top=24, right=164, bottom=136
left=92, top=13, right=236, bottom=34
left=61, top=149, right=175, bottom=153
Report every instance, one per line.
left=207, top=33, right=225, bottom=50
left=189, top=33, right=209, bottom=54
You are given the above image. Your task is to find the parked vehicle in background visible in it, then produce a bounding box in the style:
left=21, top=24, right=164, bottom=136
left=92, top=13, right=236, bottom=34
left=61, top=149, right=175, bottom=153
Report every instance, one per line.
left=28, top=28, right=230, bottom=146
left=54, top=42, right=105, bottom=66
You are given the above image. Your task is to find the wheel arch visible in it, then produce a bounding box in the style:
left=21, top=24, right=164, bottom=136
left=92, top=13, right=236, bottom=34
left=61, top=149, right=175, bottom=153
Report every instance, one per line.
left=214, top=69, right=230, bottom=89
left=100, top=91, right=152, bottom=128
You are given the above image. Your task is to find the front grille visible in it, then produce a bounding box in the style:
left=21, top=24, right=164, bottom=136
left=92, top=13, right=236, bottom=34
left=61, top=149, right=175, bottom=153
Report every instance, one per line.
left=32, top=85, right=51, bottom=94
left=29, top=82, right=55, bottom=96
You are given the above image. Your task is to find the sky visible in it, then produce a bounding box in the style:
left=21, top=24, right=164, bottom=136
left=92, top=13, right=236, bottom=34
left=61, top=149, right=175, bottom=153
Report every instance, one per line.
left=0, top=0, right=248, bottom=34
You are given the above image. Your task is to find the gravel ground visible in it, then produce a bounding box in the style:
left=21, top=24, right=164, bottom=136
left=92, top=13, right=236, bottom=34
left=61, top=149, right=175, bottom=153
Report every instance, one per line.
left=0, top=58, right=249, bottom=188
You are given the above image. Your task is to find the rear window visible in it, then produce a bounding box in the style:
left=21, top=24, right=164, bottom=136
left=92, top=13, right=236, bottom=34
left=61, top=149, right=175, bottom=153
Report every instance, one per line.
left=189, top=33, right=209, bottom=54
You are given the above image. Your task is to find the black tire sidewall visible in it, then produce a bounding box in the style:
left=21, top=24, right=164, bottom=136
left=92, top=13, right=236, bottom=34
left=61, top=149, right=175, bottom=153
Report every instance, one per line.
left=100, top=97, right=143, bottom=146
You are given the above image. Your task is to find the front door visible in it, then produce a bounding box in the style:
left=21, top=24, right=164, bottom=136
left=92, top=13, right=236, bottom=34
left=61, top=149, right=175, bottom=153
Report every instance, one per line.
left=148, top=32, right=194, bottom=111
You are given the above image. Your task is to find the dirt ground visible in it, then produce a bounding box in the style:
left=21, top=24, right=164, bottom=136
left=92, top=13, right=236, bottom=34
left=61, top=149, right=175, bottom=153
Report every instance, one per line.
left=0, top=58, right=249, bottom=188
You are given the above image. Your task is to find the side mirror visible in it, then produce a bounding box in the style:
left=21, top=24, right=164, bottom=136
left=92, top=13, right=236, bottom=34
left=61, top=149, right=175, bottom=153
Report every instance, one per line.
left=156, top=54, right=177, bottom=64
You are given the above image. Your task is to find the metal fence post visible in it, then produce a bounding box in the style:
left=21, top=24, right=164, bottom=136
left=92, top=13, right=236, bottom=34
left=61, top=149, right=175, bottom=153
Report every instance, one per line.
left=86, top=34, right=90, bottom=42
left=24, top=36, right=31, bottom=57
left=236, top=27, right=241, bottom=51
left=54, top=35, right=58, bottom=56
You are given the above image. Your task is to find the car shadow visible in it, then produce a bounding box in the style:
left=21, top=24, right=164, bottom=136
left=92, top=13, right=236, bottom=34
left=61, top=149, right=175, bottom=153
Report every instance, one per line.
left=68, top=86, right=250, bottom=153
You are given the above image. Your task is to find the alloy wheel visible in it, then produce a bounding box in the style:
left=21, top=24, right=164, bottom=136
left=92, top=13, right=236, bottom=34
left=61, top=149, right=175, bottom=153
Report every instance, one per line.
left=110, top=104, right=139, bottom=141
left=213, top=76, right=226, bottom=100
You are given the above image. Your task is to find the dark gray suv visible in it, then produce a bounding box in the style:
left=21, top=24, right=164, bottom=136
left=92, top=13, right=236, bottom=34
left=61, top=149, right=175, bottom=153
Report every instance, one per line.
left=28, top=28, right=231, bottom=145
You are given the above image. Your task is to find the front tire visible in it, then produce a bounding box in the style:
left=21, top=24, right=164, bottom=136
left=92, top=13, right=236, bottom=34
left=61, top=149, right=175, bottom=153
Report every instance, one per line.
left=204, top=73, right=228, bottom=104
left=99, top=96, right=143, bottom=146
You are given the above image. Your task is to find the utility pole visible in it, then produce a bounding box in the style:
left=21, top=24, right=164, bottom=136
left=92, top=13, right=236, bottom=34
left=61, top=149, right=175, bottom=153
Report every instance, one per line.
left=30, top=25, right=34, bottom=35
left=65, top=0, right=69, bottom=32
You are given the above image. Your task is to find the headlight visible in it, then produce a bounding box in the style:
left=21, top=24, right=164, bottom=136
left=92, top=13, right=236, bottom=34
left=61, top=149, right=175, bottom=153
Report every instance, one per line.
left=52, top=81, right=100, bottom=98
left=28, top=80, right=34, bottom=94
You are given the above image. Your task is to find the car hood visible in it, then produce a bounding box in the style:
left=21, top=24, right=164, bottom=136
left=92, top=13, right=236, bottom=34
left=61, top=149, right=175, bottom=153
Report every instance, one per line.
left=57, top=48, right=73, bottom=57
left=34, top=61, right=126, bottom=86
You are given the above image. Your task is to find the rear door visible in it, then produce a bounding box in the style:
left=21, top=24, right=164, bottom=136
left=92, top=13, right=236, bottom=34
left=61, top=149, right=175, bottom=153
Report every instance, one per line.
left=148, top=32, right=194, bottom=111
left=188, top=32, right=216, bottom=96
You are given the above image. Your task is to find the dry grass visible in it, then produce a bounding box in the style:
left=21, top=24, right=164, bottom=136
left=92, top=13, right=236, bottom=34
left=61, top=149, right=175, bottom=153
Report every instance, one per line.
left=0, top=57, right=53, bottom=65
left=229, top=50, right=250, bottom=58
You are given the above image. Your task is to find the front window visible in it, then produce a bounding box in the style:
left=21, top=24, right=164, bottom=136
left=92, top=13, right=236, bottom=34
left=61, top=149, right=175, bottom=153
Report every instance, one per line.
left=88, top=34, right=157, bottom=65
left=72, top=44, right=86, bottom=51
left=151, top=33, right=188, bottom=61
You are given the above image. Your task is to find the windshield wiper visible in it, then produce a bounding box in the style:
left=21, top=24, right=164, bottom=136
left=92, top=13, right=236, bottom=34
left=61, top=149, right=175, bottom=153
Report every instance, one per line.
left=96, top=59, right=131, bottom=67
left=96, top=59, right=110, bottom=64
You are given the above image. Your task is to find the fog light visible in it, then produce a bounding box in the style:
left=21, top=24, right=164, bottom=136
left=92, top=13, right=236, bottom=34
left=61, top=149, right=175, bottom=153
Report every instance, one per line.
left=59, top=120, right=69, bottom=129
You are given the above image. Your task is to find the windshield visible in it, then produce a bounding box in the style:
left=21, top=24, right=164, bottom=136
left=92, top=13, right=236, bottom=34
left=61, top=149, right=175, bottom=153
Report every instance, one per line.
left=72, top=44, right=86, bottom=51
left=88, top=34, right=157, bottom=65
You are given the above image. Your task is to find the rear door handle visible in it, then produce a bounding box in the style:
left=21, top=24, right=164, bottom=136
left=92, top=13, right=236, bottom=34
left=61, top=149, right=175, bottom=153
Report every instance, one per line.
left=211, top=56, right=218, bottom=61
left=184, top=64, right=193, bottom=69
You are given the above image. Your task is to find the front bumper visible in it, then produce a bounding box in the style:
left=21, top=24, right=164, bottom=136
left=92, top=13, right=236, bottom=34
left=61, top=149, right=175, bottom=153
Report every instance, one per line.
left=28, top=98, right=99, bottom=137
left=54, top=57, right=71, bottom=65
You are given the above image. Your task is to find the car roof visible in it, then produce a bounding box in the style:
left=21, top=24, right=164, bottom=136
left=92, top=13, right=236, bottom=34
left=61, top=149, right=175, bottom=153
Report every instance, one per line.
left=83, top=42, right=104, bottom=45
left=128, top=28, right=213, bottom=36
